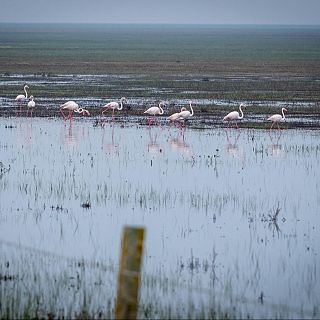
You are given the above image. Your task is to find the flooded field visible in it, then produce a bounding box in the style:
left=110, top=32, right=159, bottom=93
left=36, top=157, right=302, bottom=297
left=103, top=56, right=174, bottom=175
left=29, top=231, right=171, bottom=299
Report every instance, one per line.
left=1, top=72, right=320, bottom=131
left=1, top=117, right=319, bottom=318
left=1, top=23, right=320, bottom=318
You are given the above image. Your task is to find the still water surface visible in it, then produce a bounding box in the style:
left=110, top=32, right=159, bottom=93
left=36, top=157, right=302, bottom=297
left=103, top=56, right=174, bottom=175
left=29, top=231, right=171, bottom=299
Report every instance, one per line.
left=0, top=117, right=319, bottom=318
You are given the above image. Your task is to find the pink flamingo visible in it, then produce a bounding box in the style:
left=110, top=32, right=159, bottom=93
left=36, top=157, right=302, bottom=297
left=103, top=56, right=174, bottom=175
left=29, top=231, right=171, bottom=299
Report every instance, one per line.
left=167, top=107, right=187, bottom=127
left=102, top=97, right=127, bottom=121
left=15, top=85, right=29, bottom=102
left=223, top=103, right=246, bottom=128
left=267, top=108, right=287, bottom=130
left=176, top=101, right=194, bottom=127
left=27, top=95, right=35, bottom=117
left=60, top=101, right=90, bottom=121
left=144, top=101, right=165, bottom=126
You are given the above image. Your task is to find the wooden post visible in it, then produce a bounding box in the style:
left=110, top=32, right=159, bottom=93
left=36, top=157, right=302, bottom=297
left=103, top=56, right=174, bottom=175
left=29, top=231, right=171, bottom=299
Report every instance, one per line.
left=115, top=226, right=145, bottom=320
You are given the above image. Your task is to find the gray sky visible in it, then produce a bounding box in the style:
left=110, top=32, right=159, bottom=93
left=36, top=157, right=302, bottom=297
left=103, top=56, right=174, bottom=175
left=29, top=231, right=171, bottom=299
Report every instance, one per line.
left=1, top=0, right=319, bottom=25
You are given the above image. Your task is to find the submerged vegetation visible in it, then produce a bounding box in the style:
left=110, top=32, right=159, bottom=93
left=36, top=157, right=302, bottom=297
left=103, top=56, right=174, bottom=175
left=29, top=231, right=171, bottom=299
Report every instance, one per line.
left=1, top=118, right=320, bottom=318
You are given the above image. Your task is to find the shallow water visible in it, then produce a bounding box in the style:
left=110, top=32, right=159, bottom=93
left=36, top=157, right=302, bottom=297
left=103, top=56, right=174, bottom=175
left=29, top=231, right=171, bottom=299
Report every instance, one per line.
left=1, top=73, right=318, bottom=109
left=0, top=117, right=319, bottom=318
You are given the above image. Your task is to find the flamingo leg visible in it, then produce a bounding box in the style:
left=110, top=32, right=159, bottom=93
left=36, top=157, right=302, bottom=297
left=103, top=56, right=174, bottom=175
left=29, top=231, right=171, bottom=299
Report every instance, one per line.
left=148, top=116, right=155, bottom=127
left=270, top=122, right=275, bottom=130
left=112, top=109, right=115, bottom=122
left=156, top=116, right=163, bottom=128
left=60, top=108, right=67, bottom=120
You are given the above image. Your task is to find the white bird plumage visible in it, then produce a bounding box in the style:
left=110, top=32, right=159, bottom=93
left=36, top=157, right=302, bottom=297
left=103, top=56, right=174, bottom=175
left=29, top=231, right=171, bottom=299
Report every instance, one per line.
left=27, top=95, right=35, bottom=108
left=27, top=95, right=35, bottom=116
left=223, top=103, right=246, bottom=128
left=15, top=85, right=29, bottom=102
left=267, top=107, right=287, bottom=129
left=102, top=97, right=127, bottom=120
left=60, top=101, right=90, bottom=121
left=167, top=107, right=187, bottom=123
left=177, top=101, right=194, bottom=125
left=144, top=101, right=165, bottom=126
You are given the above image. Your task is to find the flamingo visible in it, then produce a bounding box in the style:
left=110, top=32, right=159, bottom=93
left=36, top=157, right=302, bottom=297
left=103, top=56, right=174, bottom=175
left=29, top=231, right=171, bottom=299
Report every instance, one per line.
left=144, top=101, right=165, bottom=126
left=60, top=101, right=90, bottom=121
left=102, top=97, right=127, bottom=121
left=267, top=108, right=287, bottom=130
left=167, top=107, right=187, bottom=127
left=27, top=95, right=35, bottom=117
left=15, top=85, right=29, bottom=102
left=223, top=103, right=246, bottom=128
left=176, top=101, right=194, bottom=127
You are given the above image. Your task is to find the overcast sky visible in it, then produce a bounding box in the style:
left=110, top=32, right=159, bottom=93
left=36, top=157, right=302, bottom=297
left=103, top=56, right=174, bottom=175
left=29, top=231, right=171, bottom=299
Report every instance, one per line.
left=1, top=0, right=319, bottom=25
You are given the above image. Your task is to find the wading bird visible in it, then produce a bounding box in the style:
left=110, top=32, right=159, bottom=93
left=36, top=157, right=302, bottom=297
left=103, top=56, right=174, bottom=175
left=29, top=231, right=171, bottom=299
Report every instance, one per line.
left=15, top=85, right=29, bottom=102
left=102, top=97, right=127, bottom=121
left=223, top=103, right=246, bottom=128
left=267, top=108, right=287, bottom=130
left=167, top=107, right=187, bottom=127
left=177, top=101, right=194, bottom=127
left=27, top=95, right=35, bottom=117
left=60, top=101, right=90, bottom=121
left=144, top=101, right=165, bottom=126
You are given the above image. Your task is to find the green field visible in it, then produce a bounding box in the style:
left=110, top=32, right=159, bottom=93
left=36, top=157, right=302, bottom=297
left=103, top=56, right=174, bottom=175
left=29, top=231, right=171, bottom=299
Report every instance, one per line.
left=1, top=24, right=320, bottom=75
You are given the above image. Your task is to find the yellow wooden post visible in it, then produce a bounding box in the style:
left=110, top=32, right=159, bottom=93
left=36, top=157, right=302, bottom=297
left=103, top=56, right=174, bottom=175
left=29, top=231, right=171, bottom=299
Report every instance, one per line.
left=115, top=226, right=145, bottom=320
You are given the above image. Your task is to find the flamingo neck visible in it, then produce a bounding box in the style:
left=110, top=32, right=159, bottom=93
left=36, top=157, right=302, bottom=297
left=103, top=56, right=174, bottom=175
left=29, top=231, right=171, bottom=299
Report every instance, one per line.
left=159, top=103, right=164, bottom=115
left=239, top=105, right=244, bottom=119
left=281, top=108, right=286, bottom=120
left=189, top=102, right=194, bottom=116
left=24, top=86, right=28, bottom=99
left=118, top=97, right=127, bottom=110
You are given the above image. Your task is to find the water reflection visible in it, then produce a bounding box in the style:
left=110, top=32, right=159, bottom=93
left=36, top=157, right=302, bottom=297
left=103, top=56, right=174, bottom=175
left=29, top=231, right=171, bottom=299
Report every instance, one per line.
left=146, top=127, right=163, bottom=154
left=102, top=123, right=119, bottom=154
left=225, top=129, right=241, bottom=157
left=168, top=128, right=193, bottom=156
left=224, top=129, right=247, bottom=164
left=63, top=122, right=78, bottom=146
left=1, top=118, right=320, bottom=319
left=15, top=118, right=34, bottom=148
left=267, top=131, right=285, bottom=157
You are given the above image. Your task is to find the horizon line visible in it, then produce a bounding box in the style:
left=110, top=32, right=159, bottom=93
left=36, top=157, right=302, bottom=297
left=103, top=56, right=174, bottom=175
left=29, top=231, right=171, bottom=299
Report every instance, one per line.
left=0, top=22, right=320, bottom=27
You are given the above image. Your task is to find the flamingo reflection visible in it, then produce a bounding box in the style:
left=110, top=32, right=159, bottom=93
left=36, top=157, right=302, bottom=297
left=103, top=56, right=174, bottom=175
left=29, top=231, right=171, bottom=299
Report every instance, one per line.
left=16, top=118, right=34, bottom=148
left=146, top=127, right=163, bottom=154
left=267, top=131, right=285, bottom=157
left=225, top=129, right=241, bottom=157
left=168, top=128, right=192, bottom=156
left=102, top=122, right=119, bottom=154
left=65, top=122, right=78, bottom=146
